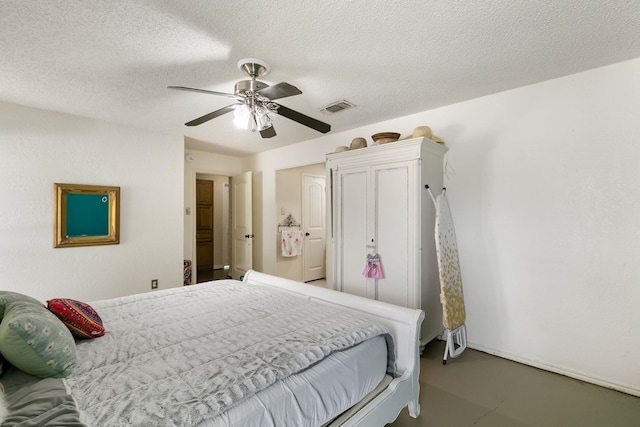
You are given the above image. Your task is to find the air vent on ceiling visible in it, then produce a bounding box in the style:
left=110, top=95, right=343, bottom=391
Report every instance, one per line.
left=320, top=99, right=357, bottom=114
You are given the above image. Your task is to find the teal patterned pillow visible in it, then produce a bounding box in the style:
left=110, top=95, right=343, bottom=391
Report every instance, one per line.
left=0, top=300, right=76, bottom=378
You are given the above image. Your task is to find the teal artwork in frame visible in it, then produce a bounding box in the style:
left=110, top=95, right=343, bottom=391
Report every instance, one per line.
left=54, top=183, right=120, bottom=248
left=66, top=193, right=110, bottom=237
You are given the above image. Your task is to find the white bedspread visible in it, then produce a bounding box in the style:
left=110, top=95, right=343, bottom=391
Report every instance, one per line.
left=64, top=280, right=392, bottom=427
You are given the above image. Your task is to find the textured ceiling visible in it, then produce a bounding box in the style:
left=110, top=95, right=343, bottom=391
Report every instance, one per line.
left=1, top=1, right=639, bottom=156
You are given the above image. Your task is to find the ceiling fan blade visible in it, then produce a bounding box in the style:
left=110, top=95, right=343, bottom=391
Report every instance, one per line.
left=260, top=126, right=277, bottom=138
left=185, top=104, right=237, bottom=126
left=257, top=82, right=302, bottom=100
left=168, top=86, right=243, bottom=101
left=273, top=104, right=331, bottom=134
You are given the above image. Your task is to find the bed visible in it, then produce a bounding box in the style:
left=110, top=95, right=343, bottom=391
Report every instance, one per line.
left=0, top=270, right=424, bottom=426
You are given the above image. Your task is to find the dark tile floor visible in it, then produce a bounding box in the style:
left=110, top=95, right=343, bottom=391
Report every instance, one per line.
left=196, top=268, right=231, bottom=283
left=389, top=340, right=640, bottom=427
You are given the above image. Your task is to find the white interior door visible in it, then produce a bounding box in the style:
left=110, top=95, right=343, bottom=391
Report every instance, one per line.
left=231, top=171, right=252, bottom=279
left=302, top=174, right=325, bottom=282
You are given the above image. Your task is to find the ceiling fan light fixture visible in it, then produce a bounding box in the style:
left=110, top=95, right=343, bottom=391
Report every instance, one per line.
left=233, top=104, right=251, bottom=130
left=253, top=105, right=273, bottom=131
left=233, top=103, right=274, bottom=132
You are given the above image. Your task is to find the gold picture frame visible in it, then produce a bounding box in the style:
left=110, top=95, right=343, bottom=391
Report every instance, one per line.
left=53, top=183, right=120, bottom=248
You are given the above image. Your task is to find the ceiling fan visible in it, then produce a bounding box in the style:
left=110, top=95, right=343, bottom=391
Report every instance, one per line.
left=168, top=58, right=331, bottom=139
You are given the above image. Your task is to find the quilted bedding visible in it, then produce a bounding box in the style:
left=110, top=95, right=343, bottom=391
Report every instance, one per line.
left=63, top=280, right=393, bottom=426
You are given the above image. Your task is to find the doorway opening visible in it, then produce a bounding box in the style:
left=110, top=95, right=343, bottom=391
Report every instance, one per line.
left=195, top=173, right=231, bottom=283
left=275, top=163, right=326, bottom=283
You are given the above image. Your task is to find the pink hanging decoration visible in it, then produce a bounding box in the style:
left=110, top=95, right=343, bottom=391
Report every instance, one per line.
left=362, top=254, right=384, bottom=279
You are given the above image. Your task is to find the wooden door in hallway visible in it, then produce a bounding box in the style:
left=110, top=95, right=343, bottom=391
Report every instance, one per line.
left=196, top=179, right=214, bottom=272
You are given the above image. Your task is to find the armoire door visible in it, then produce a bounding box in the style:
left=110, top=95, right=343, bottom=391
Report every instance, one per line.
left=371, top=161, right=416, bottom=307
left=335, top=166, right=369, bottom=298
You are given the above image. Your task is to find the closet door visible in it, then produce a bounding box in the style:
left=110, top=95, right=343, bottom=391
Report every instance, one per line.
left=372, top=161, right=416, bottom=307
left=335, top=166, right=369, bottom=298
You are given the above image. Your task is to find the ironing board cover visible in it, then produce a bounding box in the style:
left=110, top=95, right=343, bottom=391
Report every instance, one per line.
left=434, top=193, right=466, bottom=330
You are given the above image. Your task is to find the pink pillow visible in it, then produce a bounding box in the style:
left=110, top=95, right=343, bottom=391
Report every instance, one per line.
left=47, top=298, right=105, bottom=339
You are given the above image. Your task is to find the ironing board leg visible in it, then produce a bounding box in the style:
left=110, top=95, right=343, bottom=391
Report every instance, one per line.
left=443, top=329, right=451, bottom=365
left=442, top=325, right=467, bottom=365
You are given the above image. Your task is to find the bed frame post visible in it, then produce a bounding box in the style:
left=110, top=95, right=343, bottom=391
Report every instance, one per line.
left=408, top=310, right=423, bottom=418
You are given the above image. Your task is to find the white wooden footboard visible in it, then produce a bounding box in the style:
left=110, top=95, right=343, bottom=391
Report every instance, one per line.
left=243, top=270, right=424, bottom=426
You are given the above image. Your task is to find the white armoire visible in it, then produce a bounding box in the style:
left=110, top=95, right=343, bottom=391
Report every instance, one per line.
left=326, top=137, right=448, bottom=346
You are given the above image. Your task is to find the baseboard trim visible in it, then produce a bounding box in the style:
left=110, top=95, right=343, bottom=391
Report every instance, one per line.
left=466, top=341, right=639, bottom=397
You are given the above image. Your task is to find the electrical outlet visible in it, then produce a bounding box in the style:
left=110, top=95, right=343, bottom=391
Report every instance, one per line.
left=151, top=279, right=158, bottom=289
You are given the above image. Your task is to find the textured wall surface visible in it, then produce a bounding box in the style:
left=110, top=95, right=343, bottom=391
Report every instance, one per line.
left=0, top=102, right=184, bottom=302
left=247, top=58, right=640, bottom=396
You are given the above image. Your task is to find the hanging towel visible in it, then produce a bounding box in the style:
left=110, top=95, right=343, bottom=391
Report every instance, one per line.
left=362, top=254, right=384, bottom=278
left=435, top=193, right=466, bottom=330
left=281, top=230, right=304, bottom=257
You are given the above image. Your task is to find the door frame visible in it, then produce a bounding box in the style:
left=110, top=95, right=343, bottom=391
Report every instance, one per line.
left=189, top=168, right=233, bottom=284
left=195, top=178, right=215, bottom=273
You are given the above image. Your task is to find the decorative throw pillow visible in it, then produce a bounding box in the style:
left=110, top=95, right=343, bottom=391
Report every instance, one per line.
left=0, top=291, right=43, bottom=319
left=0, top=300, right=76, bottom=378
left=47, top=298, right=105, bottom=339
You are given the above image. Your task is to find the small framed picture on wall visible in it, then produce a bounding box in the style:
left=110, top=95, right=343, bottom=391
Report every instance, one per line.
left=53, top=183, right=120, bottom=248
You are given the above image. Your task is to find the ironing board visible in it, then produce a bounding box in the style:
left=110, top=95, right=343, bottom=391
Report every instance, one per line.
left=433, top=189, right=467, bottom=364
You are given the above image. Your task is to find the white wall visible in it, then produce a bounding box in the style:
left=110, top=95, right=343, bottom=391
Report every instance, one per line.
left=246, top=57, right=640, bottom=396
left=275, top=168, right=302, bottom=280
left=419, top=58, right=640, bottom=396
left=0, top=102, right=184, bottom=302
